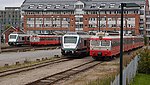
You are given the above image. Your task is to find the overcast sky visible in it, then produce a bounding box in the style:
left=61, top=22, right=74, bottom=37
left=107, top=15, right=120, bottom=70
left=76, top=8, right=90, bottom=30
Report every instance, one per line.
left=0, top=0, right=24, bottom=10
left=0, top=0, right=150, bottom=10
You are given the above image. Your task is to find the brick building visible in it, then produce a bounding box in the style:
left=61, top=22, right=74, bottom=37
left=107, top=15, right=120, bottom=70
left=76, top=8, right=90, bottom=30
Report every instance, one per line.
left=21, top=0, right=149, bottom=35
left=2, top=26, right=24, bottom=43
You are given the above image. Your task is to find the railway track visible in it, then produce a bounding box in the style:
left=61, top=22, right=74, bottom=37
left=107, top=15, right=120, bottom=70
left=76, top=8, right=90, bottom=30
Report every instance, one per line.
left=0, top=58, right=72, bottom=77
left=1, top=46, right=60, bottom=52
left=26, top=60, right=101, bottom=85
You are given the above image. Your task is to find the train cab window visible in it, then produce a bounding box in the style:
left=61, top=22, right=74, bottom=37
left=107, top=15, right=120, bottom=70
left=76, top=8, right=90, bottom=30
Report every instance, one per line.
left=101, top=40, right=110, bottom=46
left=84, top=40, right=87, bottom=46
left=10, top=35, right=17, bottom=39
left=22, top=37, right=25, bottom=40
left=90, top=40, right=99, bottom=46
left=64, top=36, right=77, bottom=44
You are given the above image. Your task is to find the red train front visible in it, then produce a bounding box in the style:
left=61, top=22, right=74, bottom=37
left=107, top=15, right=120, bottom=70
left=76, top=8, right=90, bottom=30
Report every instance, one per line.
left=30, top=34, right=61, bottom=46
left=90, top=32, right=115, bottom=60
left=90, top=32, right=144, bottom=60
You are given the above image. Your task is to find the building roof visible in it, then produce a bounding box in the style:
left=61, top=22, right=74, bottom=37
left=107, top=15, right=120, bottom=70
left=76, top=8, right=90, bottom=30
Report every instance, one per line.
left=2, top=26, right=25, bottom=35
left=21, top=0, right=145, bottom=11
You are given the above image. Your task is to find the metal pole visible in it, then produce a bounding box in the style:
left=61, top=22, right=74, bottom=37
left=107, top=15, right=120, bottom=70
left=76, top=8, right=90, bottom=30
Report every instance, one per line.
left=99, top=9, right=100, bottom=32
left=120, top=3, right=125, bottom=85
left=0, top=23, right=1, bottom=53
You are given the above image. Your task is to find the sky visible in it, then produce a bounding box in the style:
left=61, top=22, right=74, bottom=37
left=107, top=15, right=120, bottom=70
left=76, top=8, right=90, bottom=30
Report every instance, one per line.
left=0, top=0, right=150, bottom=10
left=0, top=0, right=24, bottom=10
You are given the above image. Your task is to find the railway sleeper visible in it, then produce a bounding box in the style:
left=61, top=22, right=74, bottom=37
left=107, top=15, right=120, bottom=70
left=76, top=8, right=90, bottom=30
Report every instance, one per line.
left=33, top=82, right=49, bottom=85
left=61, top=70, right=78, bottom=75
left=40, top=79, right=54, bottom=83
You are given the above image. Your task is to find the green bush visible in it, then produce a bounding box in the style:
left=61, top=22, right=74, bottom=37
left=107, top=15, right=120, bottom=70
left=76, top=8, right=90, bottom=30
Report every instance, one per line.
left=138, top=48, right=150, bottom=74
left=144, top=36, right=148, bottom=45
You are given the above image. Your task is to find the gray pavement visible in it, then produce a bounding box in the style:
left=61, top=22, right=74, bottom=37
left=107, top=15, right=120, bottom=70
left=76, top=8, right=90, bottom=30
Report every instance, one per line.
left=0, top=49, right=61, bottom=66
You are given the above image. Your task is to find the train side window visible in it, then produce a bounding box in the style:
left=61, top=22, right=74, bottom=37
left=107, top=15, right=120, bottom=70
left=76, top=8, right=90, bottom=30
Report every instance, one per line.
left=111, top=40, right=114, bottom=47
left=51, top=37, right=54, bottom=40
left=55, top=37, right=57, bottom=40
left=84, top=40, right=87, bottom=46
left=27, top=37, right=30, bottom=40
left=22, top=37, right=25, bottom=40
left=40, top=37, right=44, bottom=41
left=113, top=40, right=117, bottom=47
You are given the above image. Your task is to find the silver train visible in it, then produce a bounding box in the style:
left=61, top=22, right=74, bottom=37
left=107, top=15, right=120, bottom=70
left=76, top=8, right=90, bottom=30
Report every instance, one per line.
left=61, top=32, right=91, bottom=57
left=8, top=33, right=30, bottom=46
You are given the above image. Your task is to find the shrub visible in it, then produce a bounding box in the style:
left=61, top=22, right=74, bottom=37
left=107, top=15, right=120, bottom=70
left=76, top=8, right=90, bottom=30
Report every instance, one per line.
left=144, top=36, right=148, bottom=45
left=138, top=48, right=150, bottom=74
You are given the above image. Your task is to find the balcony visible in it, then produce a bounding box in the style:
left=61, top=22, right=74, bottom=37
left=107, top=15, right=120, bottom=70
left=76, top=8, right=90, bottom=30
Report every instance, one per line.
left=146, top=35, right=150, bottom=37
left=140, top=21, right=144, bottom=24
left=146, top=29, right=150, bottom=31
left=146, top=15, right=150, bottom=18
left=139, top=28, right=144, bottom=30
left=146, top=22, right=150, bottom=24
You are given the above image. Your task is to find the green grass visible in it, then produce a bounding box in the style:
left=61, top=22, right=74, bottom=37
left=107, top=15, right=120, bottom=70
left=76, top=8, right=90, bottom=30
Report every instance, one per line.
left=130, top=73, right=150, bottom=85
left=87, top=74, right=116, bottom=85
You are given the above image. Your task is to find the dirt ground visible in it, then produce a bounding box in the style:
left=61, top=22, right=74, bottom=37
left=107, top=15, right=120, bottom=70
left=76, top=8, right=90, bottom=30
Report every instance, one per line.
left=55, top=58, right=120, bottom=85
left=55, top=48, right=140, bottom=85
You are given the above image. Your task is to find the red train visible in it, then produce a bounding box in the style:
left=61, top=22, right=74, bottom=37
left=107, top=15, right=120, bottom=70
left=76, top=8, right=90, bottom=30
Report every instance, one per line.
left=30, top=34, right=62, bottom=46
left=90, top=32, right=144, bottom=60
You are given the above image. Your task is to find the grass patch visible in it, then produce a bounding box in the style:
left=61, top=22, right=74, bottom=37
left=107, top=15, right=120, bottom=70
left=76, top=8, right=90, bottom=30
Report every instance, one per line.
left=130, top=73, right=150, bottom=85
left=87, top=77, right=111, bottom=85
left=87, top=72, right=117, bottom=85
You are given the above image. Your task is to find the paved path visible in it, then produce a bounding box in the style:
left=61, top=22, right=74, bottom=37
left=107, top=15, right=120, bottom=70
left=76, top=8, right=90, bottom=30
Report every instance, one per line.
left=0, top=49, right=61, bottom=66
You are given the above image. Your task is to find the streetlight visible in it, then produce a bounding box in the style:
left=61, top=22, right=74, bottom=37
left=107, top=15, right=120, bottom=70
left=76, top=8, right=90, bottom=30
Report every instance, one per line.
left=98, top=8, right=102, bottom=32
left=120, top=3, right=140, bottom=85
left=0, top=23, right=1, bottom=53
left=99, top=9, right=100, bottom=32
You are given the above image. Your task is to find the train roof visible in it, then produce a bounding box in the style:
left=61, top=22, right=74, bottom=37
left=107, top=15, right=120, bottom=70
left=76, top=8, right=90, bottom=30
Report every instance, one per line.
left=31, top=34, right=62, bottom=37
left=9, top=33, right=30, bottom=36
left=65, top=32, right=89, bottom=35
left=91, top=35, right=143, bottom=39
left=64, top=32, right=91, bottom=38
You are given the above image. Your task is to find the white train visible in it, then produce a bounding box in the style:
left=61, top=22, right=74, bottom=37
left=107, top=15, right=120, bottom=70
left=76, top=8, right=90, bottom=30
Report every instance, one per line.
left=61, top=32, right=91, bottom=57
left=8, top=32, right=30, bottom=46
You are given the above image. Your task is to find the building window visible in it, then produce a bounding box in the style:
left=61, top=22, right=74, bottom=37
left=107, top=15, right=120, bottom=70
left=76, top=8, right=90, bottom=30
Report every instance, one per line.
left=47, top=5, right=51, bottom=8
left=62, top=18, right=70, bottom=28
left=109, top=3, right=115, bottom=8
left=76, top=17, right=83, bottom=22
left=91, top=3, right=96, bottom=8
left=53, top=18, right=61, bottom=28
left=35, top=18, right=43, bottom=28
left=27, top=24, right=34, bottom=27
left=55, top=4, right=60, bottom=9
left=28, top=4, right=35, bottom=9
left=27, top=18, right=34, bottom=21
left=75, top=5, right=83, bottom=9
left=44, top=18, right=52, bottom=27
left=64, top=4, right=69, bottom=8
left=100, top=3, right=106, bottom=8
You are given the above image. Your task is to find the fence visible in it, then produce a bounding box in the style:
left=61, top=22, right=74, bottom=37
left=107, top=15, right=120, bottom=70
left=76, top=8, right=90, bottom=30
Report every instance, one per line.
left=111, top=56, right=139, bottom=85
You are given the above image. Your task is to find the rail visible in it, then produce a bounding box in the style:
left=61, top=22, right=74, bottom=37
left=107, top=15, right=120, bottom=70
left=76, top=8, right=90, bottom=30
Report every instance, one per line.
left=26, top=60, right=101, bottom=85
left=0, top=58, right=71, bottom=77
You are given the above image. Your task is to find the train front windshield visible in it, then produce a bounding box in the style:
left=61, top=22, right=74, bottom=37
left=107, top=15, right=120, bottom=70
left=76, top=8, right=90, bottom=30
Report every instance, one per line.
left=64, top=36, right=77, bottom=44
left=10, top=35, right=17, bottom=39
left=101, top=40, right=110, bottom=46
left=90, top=40, right=110, bottom=46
